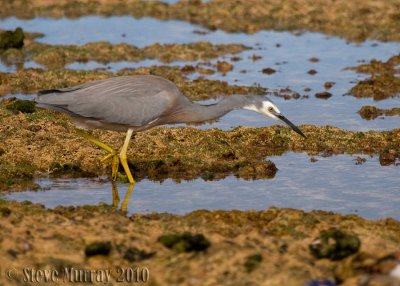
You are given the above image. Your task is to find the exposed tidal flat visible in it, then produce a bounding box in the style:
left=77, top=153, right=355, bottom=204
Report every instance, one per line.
left=0, top=0, right=399, bottom=285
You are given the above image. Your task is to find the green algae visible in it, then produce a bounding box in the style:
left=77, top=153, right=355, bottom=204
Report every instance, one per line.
left=158, top=232, right=210, bottom=253
left=1, top=0, right=399, bottom=42
left=0, top=27, right=24, bottom=51
left=85, top=241, right=112, bottom=257
left=309, top=228, right=361, bottom=261
left=244, top=253, right=263, bottom=272
left=5, top=98, right=36, bottom=113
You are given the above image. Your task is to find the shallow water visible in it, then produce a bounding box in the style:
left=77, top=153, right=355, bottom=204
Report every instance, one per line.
left=4, top=153, right=399, bottom=220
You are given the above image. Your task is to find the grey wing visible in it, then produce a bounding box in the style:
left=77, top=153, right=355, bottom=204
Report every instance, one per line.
left=36, top=76, right=175, bottom=126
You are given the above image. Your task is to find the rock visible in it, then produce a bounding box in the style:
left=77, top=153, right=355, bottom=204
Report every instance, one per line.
left=353, top=157, right=366, bottom=165
left=262, top=67, right=276, bottom=75
left=358, top=106, right=379, bottom=120
left=85, top=241, right=111, bottom=257
left=324, top=82, right=335, bottom=89
left=0, top=207, right=11, bottom=217
left=315, top=92, right=332, bottom=99
left=158, top=232, right=210, bottom=252
left=309, top=228, right=360, bottom=261
left=0, top=27, right=24, bottom=50
left=216, top=61, right=233, bottom=73
left=379, top=151, right=398, bottom=166
left=6, top=99, right=36, bottom=114
left=308, top=69, right=318, bottom=75
left=244, top=253, right=263, bottom=272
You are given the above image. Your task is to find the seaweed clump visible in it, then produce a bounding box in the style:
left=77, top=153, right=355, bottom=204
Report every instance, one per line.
left=309, top=228, right=361, bottom=261
left=0, top=27, right=24, bottom=51
left=349, top=55, right=400, bottom=100
left=358, top=105, right=400, bottom=120
left=5, top=99, right=36, bottom=114
left=158, top=232, right=210, bottom=253
left=85, top=241, right=112, bottom=257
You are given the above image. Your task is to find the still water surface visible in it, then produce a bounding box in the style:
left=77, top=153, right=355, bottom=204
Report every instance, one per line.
left=5, top=153, right=400, bottom=220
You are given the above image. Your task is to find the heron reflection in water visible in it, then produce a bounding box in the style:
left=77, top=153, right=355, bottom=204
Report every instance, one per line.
left=111, top=182, right=134, bottom=212
left=36, top=75, right=306, bottom=185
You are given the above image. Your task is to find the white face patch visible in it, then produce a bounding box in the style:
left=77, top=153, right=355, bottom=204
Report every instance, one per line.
left=243, top=100, right=281, bottom=120
left=261, top=101, right=280, bottom=115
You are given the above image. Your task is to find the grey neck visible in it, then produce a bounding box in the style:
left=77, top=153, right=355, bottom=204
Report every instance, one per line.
left=176, top=94, right=253, bottom=123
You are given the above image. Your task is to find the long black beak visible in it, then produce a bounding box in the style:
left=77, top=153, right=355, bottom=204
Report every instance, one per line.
left=276, top=114, right=307, bottom=138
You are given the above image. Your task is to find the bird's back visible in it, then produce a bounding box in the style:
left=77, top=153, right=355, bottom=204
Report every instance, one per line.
left=36, top=75, right=185, bottom=130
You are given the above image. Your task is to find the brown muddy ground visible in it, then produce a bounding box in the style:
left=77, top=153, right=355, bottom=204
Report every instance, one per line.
left=1, top=0, right=400, bottom=42
left=0, top=199, right=399, bottom=286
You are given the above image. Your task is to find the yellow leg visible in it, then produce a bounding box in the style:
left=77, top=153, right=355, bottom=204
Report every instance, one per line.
left=119, top=129, right=135, bottom=184
left=75, top=129, right=115, bottom=154
left=75, top=128, right=119, bottom=181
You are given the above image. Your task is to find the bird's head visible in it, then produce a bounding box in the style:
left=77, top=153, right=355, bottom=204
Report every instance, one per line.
left=243, top=96, right=306, bottom=138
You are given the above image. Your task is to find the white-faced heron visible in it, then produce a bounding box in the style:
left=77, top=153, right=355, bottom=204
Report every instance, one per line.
left=36, top=75, right=305, bottom=184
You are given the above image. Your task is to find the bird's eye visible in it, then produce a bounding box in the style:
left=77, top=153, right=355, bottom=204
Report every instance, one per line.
left=268, top=107, right=274, bottom=112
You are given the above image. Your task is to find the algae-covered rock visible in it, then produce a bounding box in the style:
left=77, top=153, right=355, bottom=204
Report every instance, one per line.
left=309, top=228, right=361, bottom=261
left=379, top=150, right=399, bottom=166
left=5, top=99, right=36, bottom=113
left=85, top=241, right=112, bottom=257
left=350, top=54, right=400, bottom=100
left=358, top=106, right=400, bottom=120
left=244, top=253, right=263, bottom=272
left=0, top=206, right=11, bottom=217
left=0, top=27, right=24, bottom=51
left=358, top=106, right=380, bottom=120
left=158, top=232, right=210, bottom=252
left=315, top=92, right=332, bottom=100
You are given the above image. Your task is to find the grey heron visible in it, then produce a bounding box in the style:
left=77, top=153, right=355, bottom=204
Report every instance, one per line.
left=36, top=75, right=306, bottom=184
